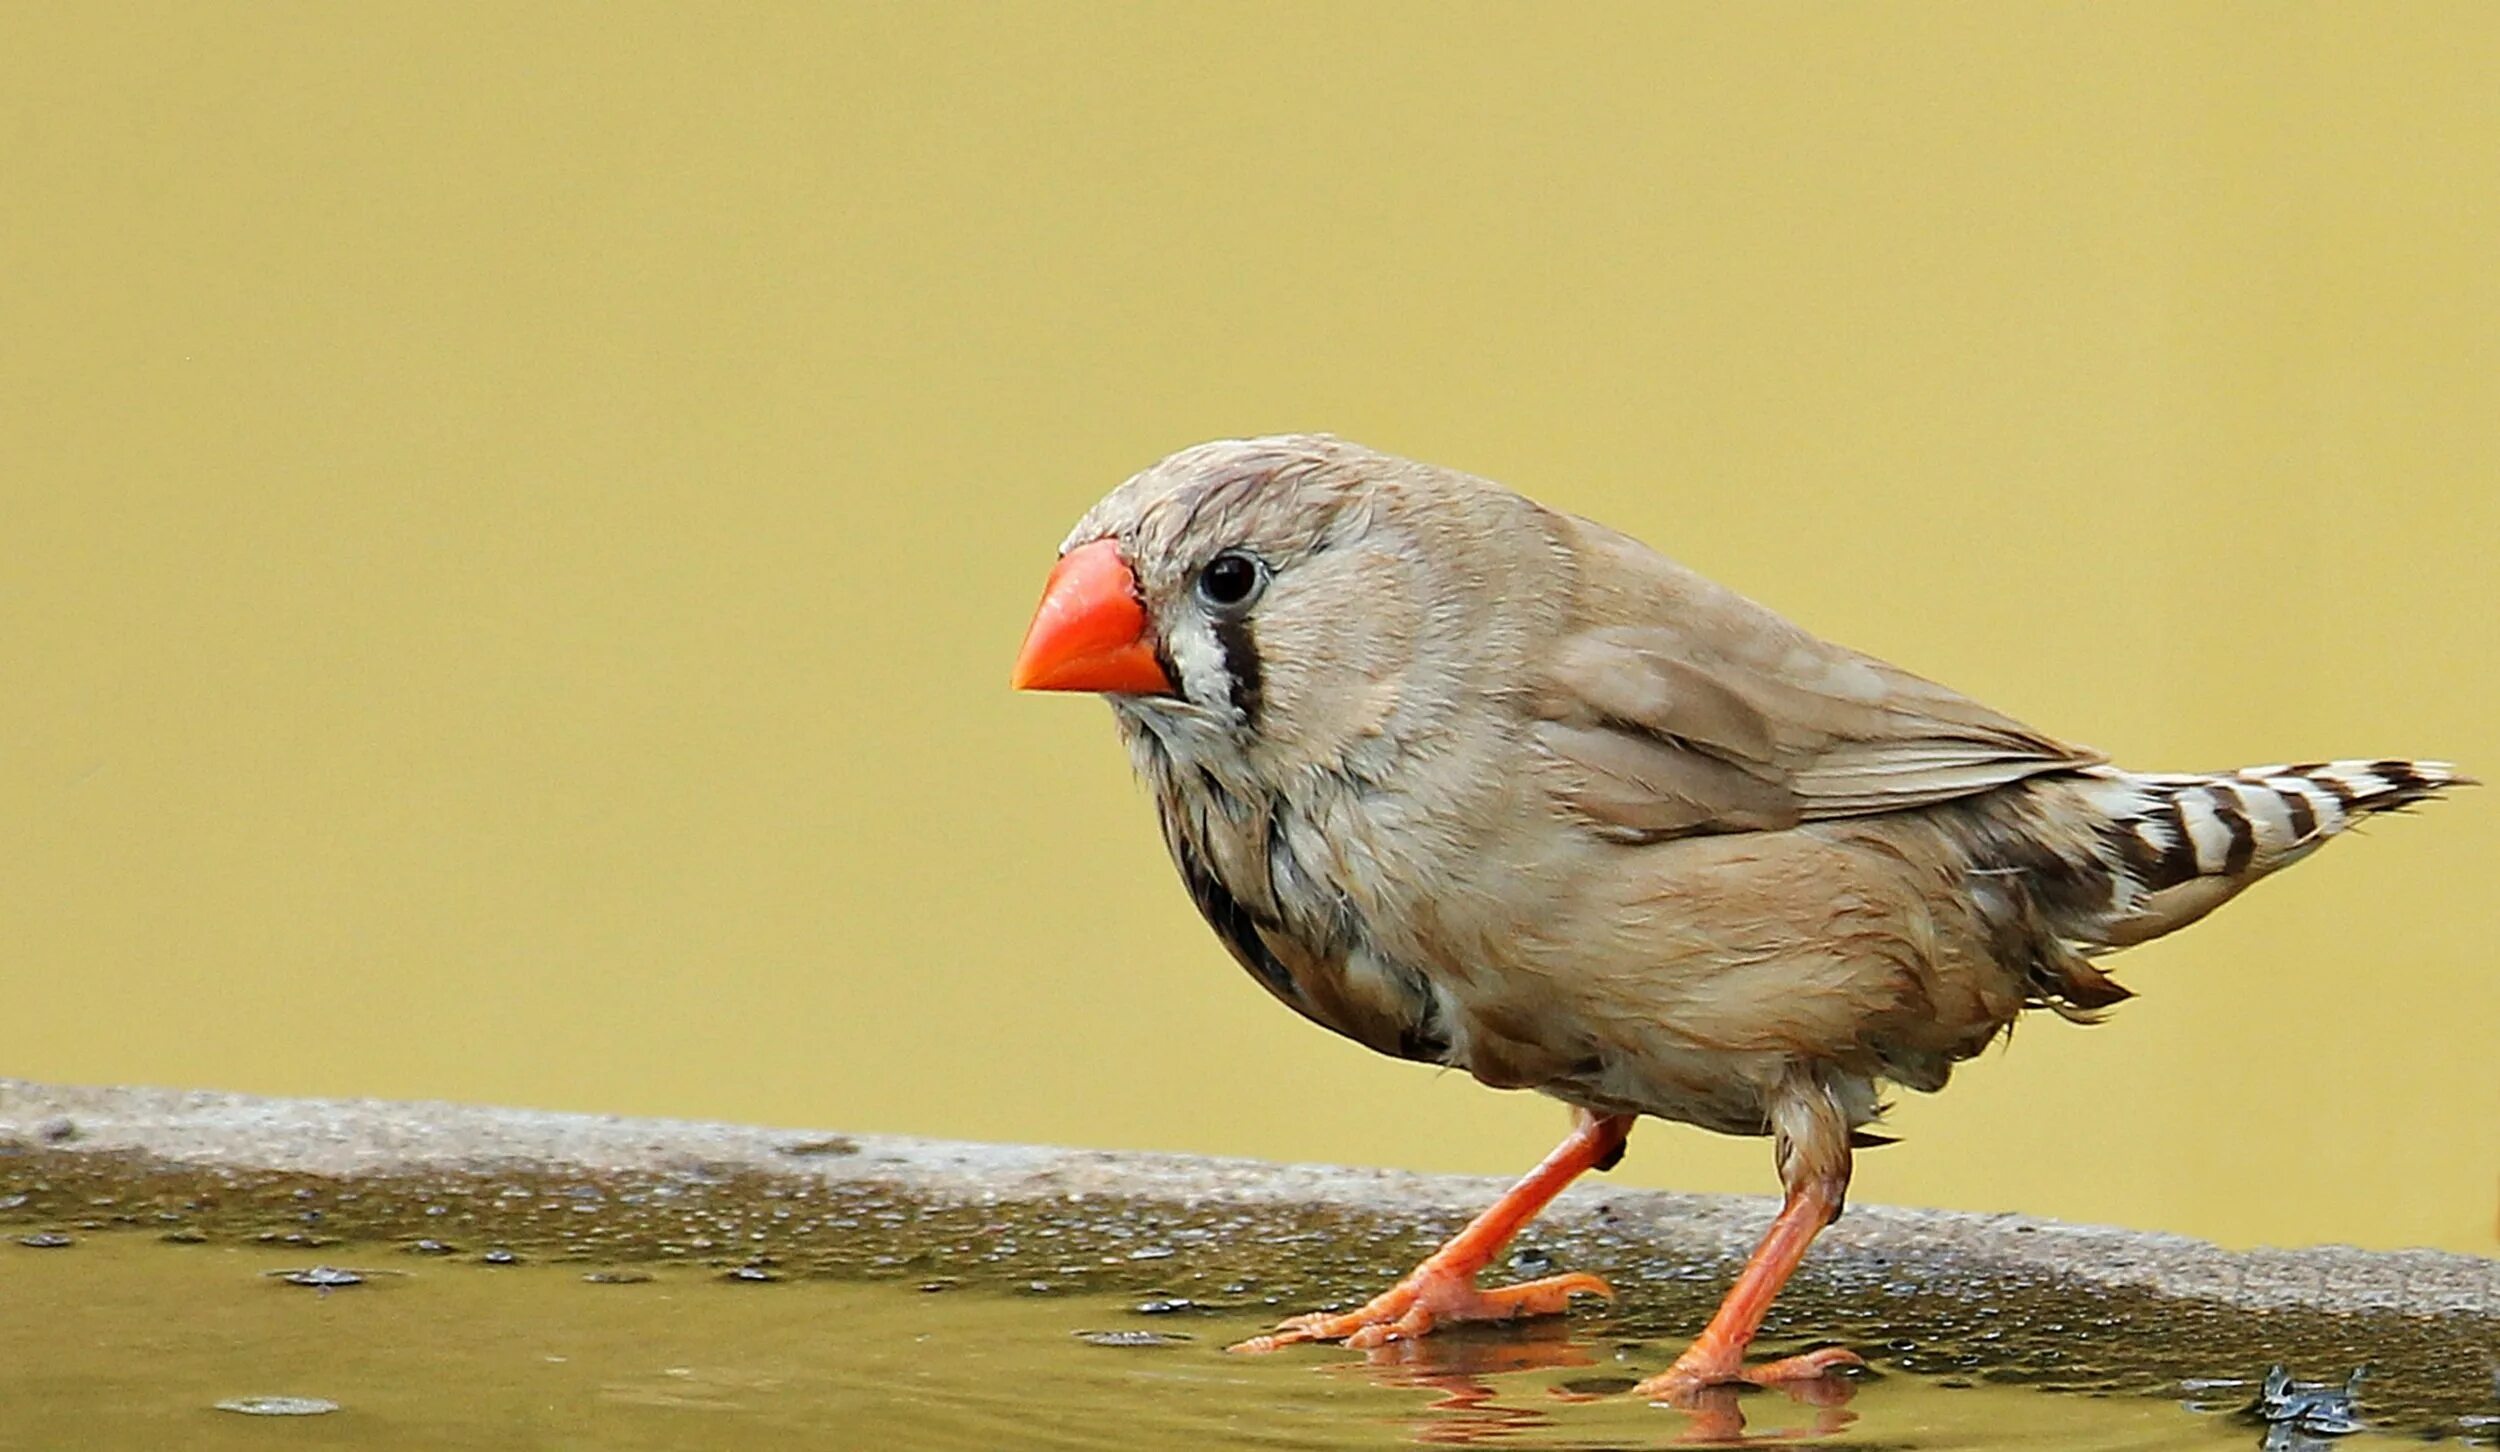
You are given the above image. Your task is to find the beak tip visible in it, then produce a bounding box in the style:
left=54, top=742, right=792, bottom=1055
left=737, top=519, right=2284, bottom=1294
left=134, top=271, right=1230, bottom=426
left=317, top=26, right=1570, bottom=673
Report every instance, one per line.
left=1009, top=539, right=1176, bottom=697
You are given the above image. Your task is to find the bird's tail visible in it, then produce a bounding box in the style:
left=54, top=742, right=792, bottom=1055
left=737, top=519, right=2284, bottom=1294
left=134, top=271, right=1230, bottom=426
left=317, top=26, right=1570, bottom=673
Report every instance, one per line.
left=2075, top=758, right=2470, bottom=948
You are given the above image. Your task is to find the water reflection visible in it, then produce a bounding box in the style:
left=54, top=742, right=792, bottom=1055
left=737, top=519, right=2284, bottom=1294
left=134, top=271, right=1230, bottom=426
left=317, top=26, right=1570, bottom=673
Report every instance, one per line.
left=1643, top=1378, right=1858, bottom=1446
left=1336, top=1321, right=1594, bottom=1445
left=1333, top=1322, right=1858, bottom=1446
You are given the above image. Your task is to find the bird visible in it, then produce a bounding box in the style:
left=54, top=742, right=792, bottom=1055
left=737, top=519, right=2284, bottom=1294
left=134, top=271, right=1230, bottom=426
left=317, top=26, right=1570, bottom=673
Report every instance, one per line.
left=1008, top=434, right=2465, bottom=1402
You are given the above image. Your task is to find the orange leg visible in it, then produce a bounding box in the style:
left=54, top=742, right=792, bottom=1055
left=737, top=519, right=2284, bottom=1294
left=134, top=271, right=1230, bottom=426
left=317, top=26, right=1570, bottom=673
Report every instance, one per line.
left=1629, top=1176, right=1864, bottom=1401
left=1229, top=1111, right=1633, bottom=1353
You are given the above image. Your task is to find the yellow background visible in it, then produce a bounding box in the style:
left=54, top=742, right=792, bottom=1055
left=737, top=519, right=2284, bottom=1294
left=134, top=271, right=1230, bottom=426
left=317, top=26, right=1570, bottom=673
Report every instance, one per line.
left=4, top=5, right=2494, bottom=1254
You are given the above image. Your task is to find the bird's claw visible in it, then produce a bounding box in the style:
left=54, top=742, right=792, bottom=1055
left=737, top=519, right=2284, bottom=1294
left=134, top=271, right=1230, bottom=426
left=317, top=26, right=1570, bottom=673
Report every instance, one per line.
left=1227, top=1267, right=1612, bottom=1354
left=1631, top=1343, right=1865, bottom=1403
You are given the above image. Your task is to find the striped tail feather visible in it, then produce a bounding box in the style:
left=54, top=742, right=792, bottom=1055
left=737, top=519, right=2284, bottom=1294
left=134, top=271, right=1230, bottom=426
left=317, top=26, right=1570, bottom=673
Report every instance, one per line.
left=2077, top=758, right=2470, bottom=948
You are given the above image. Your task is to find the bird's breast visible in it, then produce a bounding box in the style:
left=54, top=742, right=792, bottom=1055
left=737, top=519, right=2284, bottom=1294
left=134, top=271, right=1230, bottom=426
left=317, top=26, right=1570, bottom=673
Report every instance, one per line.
left=1155, top=780, right=1456, bottom=1067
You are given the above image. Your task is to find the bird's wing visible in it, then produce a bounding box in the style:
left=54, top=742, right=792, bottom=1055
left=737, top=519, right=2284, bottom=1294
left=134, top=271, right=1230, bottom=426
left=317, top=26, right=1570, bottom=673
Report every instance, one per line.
left=1527, top=517, right=2101, bottom=840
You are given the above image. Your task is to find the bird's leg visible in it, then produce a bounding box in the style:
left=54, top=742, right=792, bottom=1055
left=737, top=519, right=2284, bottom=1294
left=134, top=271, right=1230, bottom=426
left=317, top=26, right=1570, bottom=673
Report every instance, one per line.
left=1229, top=1110, right=1633, bottom=1353
left=1634, top=1070, right=1867, bottom=1401
left=1630, top=1177, right=1860, bottom=1400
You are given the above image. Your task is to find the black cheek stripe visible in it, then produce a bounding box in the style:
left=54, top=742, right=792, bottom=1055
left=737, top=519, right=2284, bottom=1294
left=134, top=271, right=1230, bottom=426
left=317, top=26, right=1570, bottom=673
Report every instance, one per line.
left=1211, top=614, right=1262, bottom=723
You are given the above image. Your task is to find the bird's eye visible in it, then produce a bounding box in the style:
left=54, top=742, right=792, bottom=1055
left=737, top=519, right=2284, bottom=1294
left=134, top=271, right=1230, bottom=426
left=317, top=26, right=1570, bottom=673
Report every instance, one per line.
left=1194, top=550, right=1267, bottom=612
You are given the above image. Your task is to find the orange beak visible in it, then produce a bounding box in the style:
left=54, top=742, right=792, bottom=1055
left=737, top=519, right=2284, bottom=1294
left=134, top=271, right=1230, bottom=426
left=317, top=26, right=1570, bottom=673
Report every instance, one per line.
left=1011, top=538, right=1176, bottom=695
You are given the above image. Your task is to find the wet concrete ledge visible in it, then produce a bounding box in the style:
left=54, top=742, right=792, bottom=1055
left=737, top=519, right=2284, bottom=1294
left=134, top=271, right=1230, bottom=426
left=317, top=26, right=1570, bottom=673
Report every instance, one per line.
left=5, top=1079, right=2496, bottom=1437
left=3, top=1077, right=2490, bottom=1318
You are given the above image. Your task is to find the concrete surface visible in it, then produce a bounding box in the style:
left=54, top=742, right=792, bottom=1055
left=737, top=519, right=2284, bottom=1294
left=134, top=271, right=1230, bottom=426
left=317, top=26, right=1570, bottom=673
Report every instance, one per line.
left=2, top=1078, right=2490, bottom=1317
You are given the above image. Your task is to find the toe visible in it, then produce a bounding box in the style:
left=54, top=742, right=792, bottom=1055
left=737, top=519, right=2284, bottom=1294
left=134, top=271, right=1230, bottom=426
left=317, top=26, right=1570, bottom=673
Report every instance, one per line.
left=1633, top=1344, right=1865, bottom=1402
left=1492, top=1271, right=1612, bottom=1318
left=1224, top=1263, right=1607, bottom=1354
left=1742, top=1346, right=1865, bottom=1385
left=1343, top=1303, right=1434, bottom=1349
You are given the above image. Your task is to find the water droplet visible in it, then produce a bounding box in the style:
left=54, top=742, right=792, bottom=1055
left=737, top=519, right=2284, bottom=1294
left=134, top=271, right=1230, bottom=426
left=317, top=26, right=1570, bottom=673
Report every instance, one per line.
left=272, top=1266, right=364, bottom=1288
left=1073, top=1329, right=1191, bottom=1348
left=216, top=1396, right=339, bottom=1417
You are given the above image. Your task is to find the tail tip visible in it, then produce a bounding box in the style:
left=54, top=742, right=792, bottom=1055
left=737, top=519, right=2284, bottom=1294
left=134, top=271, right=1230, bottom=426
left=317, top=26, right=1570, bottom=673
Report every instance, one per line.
left=2243, top=758, right=2472, bottom=800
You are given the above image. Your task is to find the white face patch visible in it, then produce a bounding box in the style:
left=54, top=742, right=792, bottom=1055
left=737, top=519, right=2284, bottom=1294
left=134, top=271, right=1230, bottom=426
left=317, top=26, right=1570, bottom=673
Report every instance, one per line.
left=1163, top=610, right=1235, bottom=719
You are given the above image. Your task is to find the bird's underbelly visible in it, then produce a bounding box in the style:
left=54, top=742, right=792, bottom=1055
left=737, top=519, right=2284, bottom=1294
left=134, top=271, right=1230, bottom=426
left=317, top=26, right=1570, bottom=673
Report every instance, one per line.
left=1203, top=854, right=1905, bottom=1138
left=1533, top=1040, right=1792, bottom=1135
left=1161, top=775, right=1987, bottom=1139
left=1275, top=929, right=1803, bottom=1136
left=1438, top=968, right=1801, bottom=1134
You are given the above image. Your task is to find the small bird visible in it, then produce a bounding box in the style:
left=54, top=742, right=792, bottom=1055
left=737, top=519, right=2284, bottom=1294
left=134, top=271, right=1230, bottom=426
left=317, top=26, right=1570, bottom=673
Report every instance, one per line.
left=1010, top=435, right=2464, bottom=1401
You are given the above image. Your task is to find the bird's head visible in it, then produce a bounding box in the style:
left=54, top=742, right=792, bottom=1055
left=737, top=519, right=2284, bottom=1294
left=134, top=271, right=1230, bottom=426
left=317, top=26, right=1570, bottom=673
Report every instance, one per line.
left=1013, top=435, right=1519, bottom=778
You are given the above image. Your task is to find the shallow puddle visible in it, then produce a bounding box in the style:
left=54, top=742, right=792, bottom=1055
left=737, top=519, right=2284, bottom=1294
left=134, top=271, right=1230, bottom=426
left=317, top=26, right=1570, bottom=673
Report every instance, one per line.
left=0, top=1232, right=2415, bottom=1450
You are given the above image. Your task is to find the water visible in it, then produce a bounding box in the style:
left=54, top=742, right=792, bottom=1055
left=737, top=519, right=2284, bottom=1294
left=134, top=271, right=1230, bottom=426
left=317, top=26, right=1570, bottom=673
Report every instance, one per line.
left=1, top=1137, right=2490, bottom=1448
left=0, top=1233, right=2455, bottom=1450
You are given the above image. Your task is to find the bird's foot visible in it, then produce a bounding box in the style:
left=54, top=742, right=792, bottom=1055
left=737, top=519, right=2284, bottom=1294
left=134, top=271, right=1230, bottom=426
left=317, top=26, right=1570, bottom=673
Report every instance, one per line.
left=1227, top=1264, right=1612, bottom=1353
left=1630, top=1343, right=1863, bottom=1403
